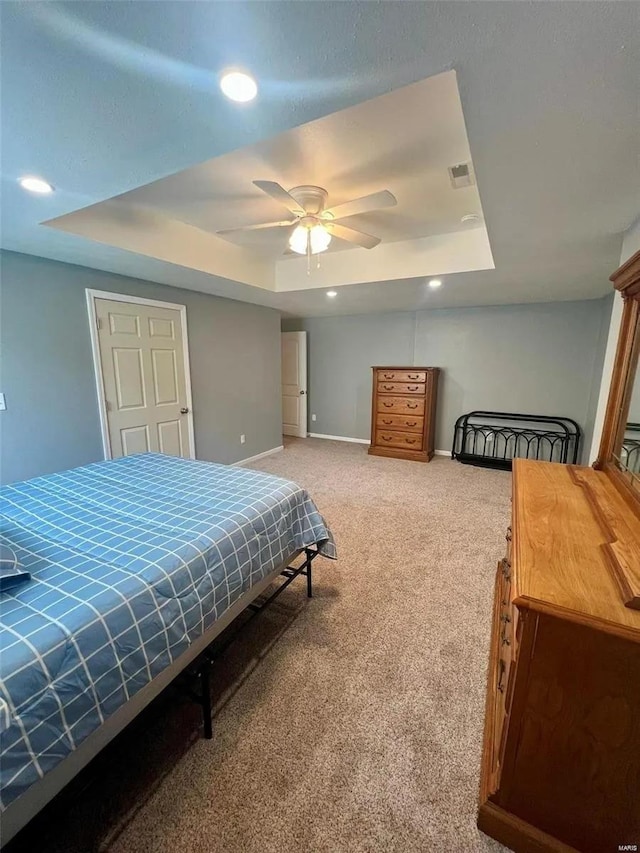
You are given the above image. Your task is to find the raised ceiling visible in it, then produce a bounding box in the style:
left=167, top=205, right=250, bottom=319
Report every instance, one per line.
left=1, top=1, right=638, bottom=317
left=45, top=71, right=494, bottom=293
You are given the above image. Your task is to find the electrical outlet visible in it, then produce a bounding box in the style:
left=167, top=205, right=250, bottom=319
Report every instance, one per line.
left=240, top=434, right=246, bottom=445
left=311, top=414, right=317, bottom=422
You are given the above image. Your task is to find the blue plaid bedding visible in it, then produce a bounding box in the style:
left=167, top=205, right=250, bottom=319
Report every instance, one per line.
left=0, top=453, right=335, bottom=810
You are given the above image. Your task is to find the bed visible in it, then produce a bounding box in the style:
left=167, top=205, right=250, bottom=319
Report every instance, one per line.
left=0, top=452, right=335, bottom=842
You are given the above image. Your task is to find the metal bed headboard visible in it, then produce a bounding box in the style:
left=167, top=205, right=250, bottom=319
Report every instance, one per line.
left=621, top=422, right=640, bottom=474
left=452, top=411, right=582, bottom=471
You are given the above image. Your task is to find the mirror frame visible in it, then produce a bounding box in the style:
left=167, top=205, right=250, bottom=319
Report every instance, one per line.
left=594, top=248, right=640, bottom=510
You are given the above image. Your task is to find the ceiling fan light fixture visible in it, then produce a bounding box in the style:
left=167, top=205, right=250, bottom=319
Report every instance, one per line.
left=288, top=224, right=310, bottom=255
left=288, top=222, right=332, bottom=255
left=310, top=223, right=331, bottom=254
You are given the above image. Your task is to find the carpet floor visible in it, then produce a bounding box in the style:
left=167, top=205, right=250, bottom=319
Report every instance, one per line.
left=7, top=438, right=512, bottom=853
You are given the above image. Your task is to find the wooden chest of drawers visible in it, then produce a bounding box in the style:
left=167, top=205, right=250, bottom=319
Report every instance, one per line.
left=368, top=366, right=439, bottom=462
left=478, top=459, right=640, bottom=852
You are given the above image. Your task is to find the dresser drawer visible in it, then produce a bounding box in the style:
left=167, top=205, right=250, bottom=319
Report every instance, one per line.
left=375, top=430, right=424, bottom=451
left=377, top=381, right=425, bottom=395
left=377, top=369, right=426, bottom=383
left=376, top=413, right=424, bottom=433
left=377, top=396, right=425, bottom=416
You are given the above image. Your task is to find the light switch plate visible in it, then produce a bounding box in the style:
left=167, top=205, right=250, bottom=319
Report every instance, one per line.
left=0, top=393, right=6, bottom=411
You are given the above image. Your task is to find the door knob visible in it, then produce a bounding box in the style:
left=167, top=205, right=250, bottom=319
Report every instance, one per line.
left=299, top=390, right=306, bottom=395
left=180, top=407, right=189, bottom=414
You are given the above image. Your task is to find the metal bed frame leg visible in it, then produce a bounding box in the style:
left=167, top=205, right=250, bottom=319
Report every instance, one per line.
left=190, top=546, right=320, bottom=739
left=200, top=656, right=213, bottom=739
left=305, top=549, right=313, bottom=598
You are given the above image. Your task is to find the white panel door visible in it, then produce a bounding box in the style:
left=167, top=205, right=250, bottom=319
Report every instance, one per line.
left=281, top=331, right=307, bottom=438
left=93, top=297, right=194, bottom=459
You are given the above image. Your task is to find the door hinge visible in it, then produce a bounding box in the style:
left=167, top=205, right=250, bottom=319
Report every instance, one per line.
left=96, top=317, right=102, bottom=331
left=105, top=401, right=111, bottom=412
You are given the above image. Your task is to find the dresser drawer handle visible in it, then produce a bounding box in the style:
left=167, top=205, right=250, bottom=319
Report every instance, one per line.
left=506, top=527, right=512, bottom=542
left=497, top=660, right=506, bottom=693
left=382, top=436, right=392, bottom=441
left=408, top=385, right=419, bottom=391
left=408, top=374, right=420, bottom=379
left=406, top=421, right=417, bottom=426
left=383, top=373, right=395, bottom=379
left=383, top=384, right=394, bottom=390
left=500, top=614, right=511, bottom=624
left=407, top=403, right=418, bottom=409
left=382, top=419, right=392, bottom=425
left=383, top=402, right=393, bottom=408
left=405, top=438, right=417, bottom=444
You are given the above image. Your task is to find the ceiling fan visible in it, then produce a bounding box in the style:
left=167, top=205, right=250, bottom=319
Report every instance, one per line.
left=216, top=181, right=397, bottom=259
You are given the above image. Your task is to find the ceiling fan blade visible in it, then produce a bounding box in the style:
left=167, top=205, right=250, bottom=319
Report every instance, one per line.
left=327, top=222, right=381, bottom=249
left=253, top=180, right=305, bottom=215
left=216, top=219, right=295, bottom=235
left=328, top=190, right=397, bottom=221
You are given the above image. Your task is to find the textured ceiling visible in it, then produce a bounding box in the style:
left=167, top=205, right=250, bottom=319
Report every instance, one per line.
left=1, top=1, right=639, bottom=317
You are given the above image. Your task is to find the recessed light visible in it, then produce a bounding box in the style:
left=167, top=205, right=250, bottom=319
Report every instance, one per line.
left=220, top=70, right=258, bottom=103
left=428, top=279, right=442, bottom=289
left=19, top=176, right=54, bottom=194
left=326, top=290, right=338, bottom=299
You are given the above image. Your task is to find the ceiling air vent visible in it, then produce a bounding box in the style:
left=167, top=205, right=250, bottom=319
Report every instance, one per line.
left=448, top=162, right=475, bottom=189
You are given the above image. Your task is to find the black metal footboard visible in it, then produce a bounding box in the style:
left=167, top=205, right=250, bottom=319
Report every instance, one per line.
left=621, top=422, right=640, bottom=474
left=452, top=411, right=581, bottom=470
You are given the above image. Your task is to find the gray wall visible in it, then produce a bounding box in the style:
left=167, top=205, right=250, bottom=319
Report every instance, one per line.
left=283, top=297, right=613, bottom=462
left=0, top=251, right=282, bottom=484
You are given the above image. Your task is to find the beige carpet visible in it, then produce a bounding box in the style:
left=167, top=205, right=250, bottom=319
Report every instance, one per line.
left=8, top=439, right=511, bottom=853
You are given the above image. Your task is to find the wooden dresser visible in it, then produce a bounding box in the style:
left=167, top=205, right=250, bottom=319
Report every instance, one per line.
left=368, top=366, right=439, bottom=462
left=478, top=459, right=640, bottom=852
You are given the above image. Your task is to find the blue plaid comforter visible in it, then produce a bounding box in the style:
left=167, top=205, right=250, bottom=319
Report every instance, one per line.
left=0, top=453, right=335, bottom=809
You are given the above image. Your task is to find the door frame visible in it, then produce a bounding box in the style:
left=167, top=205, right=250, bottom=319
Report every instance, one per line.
left=85, top=289, right=196, bottom=460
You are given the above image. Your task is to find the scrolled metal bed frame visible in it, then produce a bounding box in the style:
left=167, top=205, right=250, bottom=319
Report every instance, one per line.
left=452, top=411, right=581, bottom=470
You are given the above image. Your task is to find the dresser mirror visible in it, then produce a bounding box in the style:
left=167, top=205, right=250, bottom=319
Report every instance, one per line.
left=615, top=328, right=640, bottom=486
left=596, top=248, right=640, bottom=506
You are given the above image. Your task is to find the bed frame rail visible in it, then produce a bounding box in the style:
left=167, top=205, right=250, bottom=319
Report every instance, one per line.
left=191, top=547, right=319, bottom=739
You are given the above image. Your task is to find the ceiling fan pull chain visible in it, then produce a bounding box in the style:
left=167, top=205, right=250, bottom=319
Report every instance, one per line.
left=307, top=232, right=311, bottom=275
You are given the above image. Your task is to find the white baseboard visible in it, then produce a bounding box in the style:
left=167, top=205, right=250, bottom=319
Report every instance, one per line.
left=233, top=445, right=284, bottom=466
left=308, top=433, right=370, bottom=445
left=309, top=433, right=451, bottom=456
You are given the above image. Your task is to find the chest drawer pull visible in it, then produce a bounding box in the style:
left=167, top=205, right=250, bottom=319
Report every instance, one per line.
left=382, top=419, right=393, bottom=425
left=406, top=421, right=417, bottom=426
left=382, top=436, right=392, bottom=441
left=383, top=402, right=393, bottom=408
left=405, top=438, right=417, bottom=444
left=383, top=373, right=395, bottom=379
left=497, top=659, right=506, bottom=693
left=407, top=403, right=418, bottom=409
left=408, top=385, right=420, bottom=391
left=500, top=614, right=511, bottom=624
left=383, top=384, right=394, bottom=390
left=408, top=373, right=420, bottom=379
